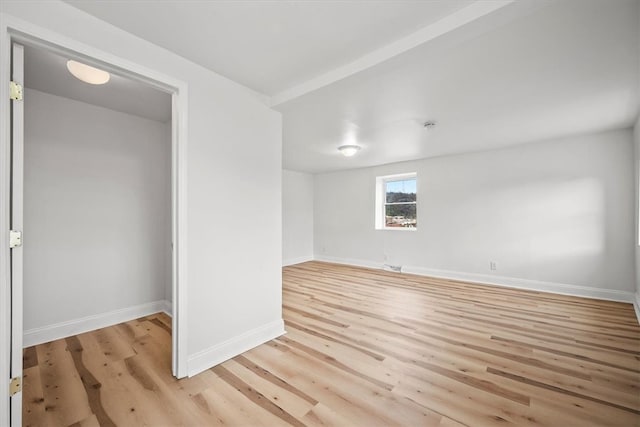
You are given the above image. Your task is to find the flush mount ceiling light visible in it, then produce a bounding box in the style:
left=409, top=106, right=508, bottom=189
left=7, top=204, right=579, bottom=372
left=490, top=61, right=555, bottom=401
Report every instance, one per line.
left=66, top=60, right=110, bottom=85
left=338, top=145, right=361, bottom=157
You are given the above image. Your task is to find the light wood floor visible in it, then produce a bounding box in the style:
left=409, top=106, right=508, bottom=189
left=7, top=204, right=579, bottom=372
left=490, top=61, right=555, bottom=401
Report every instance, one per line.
left=23, top=261, right=640, bottom=426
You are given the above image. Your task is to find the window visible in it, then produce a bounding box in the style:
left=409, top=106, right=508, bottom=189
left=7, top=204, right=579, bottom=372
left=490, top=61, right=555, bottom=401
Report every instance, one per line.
left=375, top=173, right=417, bottom=230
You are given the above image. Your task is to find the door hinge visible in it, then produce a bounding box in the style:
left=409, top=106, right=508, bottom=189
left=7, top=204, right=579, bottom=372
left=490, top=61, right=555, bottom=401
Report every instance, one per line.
left=9, top=377, right=21, bottom=396
left=9, top=230, right=22, bottom=248
left=9, top=81, right=22, bottom=101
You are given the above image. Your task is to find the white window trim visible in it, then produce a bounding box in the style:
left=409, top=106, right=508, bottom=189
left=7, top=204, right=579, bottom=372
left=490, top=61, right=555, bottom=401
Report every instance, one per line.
left=375, top=172, right=417, bottom=231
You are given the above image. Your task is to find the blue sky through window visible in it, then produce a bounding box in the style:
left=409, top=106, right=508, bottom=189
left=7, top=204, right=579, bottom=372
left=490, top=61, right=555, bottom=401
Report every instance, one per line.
left=386, top=179, right=416, bottom=194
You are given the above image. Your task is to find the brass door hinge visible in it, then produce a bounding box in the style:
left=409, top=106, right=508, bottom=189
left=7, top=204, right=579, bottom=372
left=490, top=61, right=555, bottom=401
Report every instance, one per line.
left=9, top=230, right=22, bottom=248
left=9, top=377, right=21, bottom=396
left=9, top=81, right=22, bottom=101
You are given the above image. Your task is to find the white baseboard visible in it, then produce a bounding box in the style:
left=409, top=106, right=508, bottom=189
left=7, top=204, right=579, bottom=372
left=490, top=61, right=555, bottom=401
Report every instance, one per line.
left=402, top=265, right=635, bottom=303
left=282, top=255, right=314, bottom=267
left=633, top=292, right=640, bottom=325
left=314, top=255, right=381, bottom=270
left=23, top=300, right=170, bottom=348
left=314, top=255, right=635, bottom=304
left=162, top=300, right=173, bottom=317
left=187, top=319, right=286, bottom=377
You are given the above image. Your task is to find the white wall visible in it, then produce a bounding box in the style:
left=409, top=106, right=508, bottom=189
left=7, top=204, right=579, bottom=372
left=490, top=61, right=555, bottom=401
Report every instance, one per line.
left=24, top=89, right=171, bottom=336
left=633, top=117, right=640, bottom=309
left=282, top=169, right=314, bottom=266
left=1, top=0, right=283, bottom=380
left=315, top=129, right=635, bottom=300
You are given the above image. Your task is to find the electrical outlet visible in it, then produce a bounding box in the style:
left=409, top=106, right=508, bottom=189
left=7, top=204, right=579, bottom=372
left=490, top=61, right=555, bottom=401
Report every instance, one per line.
left=490, top=261, right=497, bottom=271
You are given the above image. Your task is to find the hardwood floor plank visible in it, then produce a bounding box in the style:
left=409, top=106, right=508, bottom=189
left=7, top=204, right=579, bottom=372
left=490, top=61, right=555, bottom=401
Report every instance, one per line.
left=285, top=319, right=386, bottom=361
left=491, top=335, right=640, bottom=373
left=300, top=402, right=359, bottom=426
left=23, top=346, right=38, bottom=370
left=22, top=366, right=48, bottom=427
left=275, top=335, right=394, bottom=391
left=65, top=336, right=117, bottom=427
left=35, top=340, right=93, bottom=426
left=147, top=315, right=172, bottom=335
left=195, top=372, right=292, bottom=426
left=68, top=414, right=100, bottom=427
left=211, top=364, right=307, bottom=426
left=221, top=358, right=315, bottom=418
left=487, top=367, right=640, bottom=415
left=233, top=354, right=319, bottom=405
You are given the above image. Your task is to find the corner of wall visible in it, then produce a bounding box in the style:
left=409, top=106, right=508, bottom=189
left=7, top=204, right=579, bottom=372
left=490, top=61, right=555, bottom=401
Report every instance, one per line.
left=282, top=169, right=315, bottom=267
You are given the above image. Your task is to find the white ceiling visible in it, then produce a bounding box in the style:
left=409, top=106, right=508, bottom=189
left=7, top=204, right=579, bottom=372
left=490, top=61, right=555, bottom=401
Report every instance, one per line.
left=62, top=0, right=639, bottom=173
left=276, top=0, right=640, bottom=172
left=24, top=44, right=171, bottom=122
left=64, top=0, right=476, bottom=96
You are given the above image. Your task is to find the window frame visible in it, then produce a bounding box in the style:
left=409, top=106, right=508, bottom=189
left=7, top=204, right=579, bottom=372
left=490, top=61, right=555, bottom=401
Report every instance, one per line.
left=375, top=172, right=417, bottom=231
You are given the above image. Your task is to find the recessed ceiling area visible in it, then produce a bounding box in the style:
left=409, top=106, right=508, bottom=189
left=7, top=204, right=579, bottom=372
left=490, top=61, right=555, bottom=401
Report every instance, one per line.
left=24, top=44, right=171, bottom=122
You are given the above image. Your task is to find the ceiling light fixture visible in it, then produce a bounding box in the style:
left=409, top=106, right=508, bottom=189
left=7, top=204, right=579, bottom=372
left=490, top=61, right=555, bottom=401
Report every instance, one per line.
left=338, top=145, right=361, bottom=157
left=66, top=60, right=110, bottom=85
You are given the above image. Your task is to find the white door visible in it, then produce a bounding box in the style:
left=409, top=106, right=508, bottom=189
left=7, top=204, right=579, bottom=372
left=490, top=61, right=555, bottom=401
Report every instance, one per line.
left=10, top=42, right=24, bottom=427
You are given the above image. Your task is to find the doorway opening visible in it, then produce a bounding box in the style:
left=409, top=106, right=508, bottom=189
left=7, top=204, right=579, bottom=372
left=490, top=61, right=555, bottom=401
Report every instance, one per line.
left=22, top=42, right=173, bottom=338
left=22, top=39, right=174, bottom=366
left=4, top=27, right=188, bottom=427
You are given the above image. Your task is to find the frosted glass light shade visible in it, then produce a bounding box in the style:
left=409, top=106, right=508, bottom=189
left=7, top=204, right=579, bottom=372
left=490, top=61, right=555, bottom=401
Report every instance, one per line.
left=67, top=60, right=110, bottom=85
left=338, top=145, right=361, bottom=157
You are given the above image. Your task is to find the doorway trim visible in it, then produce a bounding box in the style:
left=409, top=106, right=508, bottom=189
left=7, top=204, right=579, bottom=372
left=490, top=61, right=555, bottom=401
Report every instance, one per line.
left=0, top=14, right=189, bottom=425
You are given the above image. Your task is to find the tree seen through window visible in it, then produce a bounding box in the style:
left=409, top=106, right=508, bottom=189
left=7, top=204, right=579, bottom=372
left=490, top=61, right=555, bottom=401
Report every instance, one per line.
left=384, top=178, right=416, bottom=228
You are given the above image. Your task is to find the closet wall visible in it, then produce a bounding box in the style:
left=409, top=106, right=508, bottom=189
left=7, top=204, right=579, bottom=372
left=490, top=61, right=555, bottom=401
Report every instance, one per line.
left=23, top=88, right=172, bottom=345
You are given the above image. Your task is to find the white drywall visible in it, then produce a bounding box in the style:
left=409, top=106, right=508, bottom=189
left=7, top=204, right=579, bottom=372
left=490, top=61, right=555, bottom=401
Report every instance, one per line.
left=314, top=129, right=635, bottom=299
left=634, top=116, right=640, bottom=312
left=1, top=0, right=283, bottom=376
left=23, top=88, right=171, bottom=335
left=282, top=169, right=314, bottom=266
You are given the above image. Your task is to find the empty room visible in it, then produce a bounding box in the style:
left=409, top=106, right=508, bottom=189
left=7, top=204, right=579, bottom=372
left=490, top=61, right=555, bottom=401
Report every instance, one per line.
left=1, top=0, right=639, bottom=426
